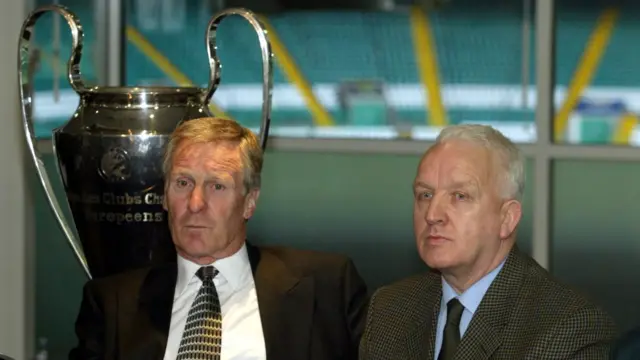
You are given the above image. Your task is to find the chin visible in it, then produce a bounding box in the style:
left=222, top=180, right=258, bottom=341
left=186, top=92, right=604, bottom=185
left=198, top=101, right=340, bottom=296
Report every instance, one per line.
left=179, top=246, right=214, bottom=262
left=424, top=258, right=458, bottom=272
left=178, top=238, right=208, bottom=254
left=419, top=244, right=459, bottom=271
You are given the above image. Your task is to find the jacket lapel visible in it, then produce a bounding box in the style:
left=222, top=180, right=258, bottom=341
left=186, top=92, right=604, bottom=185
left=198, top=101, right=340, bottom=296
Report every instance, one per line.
left=247, top=242, right=315, bottom=360
left=405, top=271, right=442, bottom=360
left=120, top=263, right=177, bottom=360
left=455, top=247, right=525, bottom=360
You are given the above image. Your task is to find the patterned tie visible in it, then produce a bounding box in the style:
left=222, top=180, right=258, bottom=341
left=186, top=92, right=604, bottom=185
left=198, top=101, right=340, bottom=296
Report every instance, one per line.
left=438, top=298, right=464, bottom=360
left=176, top=266, right=222, bottom=360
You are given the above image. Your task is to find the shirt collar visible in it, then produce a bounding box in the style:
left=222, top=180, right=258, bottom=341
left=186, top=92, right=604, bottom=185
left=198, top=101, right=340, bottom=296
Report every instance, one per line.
left=175, top=242, right=252, bottom=298
left=441, top=258, right=506, bottom=315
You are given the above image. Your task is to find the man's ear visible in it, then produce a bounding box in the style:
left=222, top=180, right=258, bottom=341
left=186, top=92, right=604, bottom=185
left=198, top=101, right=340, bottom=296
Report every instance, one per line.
left=243, top=189, right=260, bottom=219
left=499, top=199, right=522, bottom=240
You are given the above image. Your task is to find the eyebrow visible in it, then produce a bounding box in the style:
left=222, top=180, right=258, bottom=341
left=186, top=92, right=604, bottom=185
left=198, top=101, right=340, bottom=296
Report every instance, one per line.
left=171, top=171, right=236, bottom=184
left=413, top=180, right=476, bottom=190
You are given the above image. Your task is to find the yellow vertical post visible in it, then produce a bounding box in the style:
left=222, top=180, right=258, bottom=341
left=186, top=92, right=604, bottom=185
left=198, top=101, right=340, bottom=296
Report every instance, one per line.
left=125, top=26, right=230, bottom=119
left=612, top=112, right=637, bottom=145
left=554, top=8, right=618, bottom=141
left=410, top=6, right=448, bottom=126
left=259, top=16, right=335, bottom=126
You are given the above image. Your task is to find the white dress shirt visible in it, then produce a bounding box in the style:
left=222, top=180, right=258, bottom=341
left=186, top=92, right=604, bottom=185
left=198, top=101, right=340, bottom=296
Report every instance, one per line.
left=163, top=243, right=266, bottom=360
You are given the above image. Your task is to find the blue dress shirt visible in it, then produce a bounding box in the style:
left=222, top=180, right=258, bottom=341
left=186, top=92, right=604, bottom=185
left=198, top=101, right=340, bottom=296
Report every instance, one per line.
left=434, top=259, right=506, bottom=360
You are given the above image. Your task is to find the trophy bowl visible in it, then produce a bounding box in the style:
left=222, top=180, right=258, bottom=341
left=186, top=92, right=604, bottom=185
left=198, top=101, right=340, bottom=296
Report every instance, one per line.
left=18, top=5, right=273, bottom=279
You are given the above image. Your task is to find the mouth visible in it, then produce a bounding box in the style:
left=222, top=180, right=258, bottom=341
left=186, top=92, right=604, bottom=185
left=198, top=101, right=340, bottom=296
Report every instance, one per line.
left=185, top=225, right=208, bottom=229
left=426, top=235, right=449, bottom=244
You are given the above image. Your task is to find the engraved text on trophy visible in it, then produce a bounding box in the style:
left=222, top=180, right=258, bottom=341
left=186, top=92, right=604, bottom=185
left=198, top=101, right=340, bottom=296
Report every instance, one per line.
left=67, top=190, right=165, bottom=224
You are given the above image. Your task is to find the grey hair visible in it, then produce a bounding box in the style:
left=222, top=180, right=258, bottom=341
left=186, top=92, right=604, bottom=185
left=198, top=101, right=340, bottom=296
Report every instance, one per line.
left=434, top=124, right=525, bottom=201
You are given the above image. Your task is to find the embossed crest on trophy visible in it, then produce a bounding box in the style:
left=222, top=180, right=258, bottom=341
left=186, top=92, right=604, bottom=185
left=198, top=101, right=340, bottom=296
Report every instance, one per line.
left=18, top=5, right=273, bottom=279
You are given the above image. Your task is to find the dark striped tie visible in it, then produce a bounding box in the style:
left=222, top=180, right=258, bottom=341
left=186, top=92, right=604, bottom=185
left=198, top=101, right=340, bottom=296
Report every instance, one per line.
left=438, top=298, right=464, bottom=360
left=176, top=266, right=222, bottom=360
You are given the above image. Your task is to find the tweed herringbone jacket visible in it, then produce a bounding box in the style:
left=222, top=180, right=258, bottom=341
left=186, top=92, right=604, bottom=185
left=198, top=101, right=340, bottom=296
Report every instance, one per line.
left=359, top=247, right=618, bottom=360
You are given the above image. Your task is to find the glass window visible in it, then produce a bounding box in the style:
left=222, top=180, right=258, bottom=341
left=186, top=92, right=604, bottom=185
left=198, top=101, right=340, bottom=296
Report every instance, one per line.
left=554, top=0, right=640, bottom=146
left=118, top=0, right=536, bottom=142
left=414, top=0, right=536, bottom=143
left=551, top=160, right=640, bottom=332
left=28, top=0, right=537, bottom=143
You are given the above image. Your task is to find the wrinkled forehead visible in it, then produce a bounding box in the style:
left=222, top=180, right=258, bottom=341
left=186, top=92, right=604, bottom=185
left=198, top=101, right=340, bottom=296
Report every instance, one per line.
left=172, top=141, right=243, bottom=173
left=416, top=141, right=496, bottom=186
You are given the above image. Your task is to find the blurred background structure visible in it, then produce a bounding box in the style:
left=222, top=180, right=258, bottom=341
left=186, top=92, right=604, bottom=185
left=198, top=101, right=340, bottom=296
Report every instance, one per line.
left=31, top=0, right=640, bottom=145
left=8, top=0, right=640, bottom=357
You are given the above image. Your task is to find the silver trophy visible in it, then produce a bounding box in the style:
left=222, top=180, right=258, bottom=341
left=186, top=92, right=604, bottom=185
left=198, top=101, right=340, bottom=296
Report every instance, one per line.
left=18, top=5, right=273, bottom=279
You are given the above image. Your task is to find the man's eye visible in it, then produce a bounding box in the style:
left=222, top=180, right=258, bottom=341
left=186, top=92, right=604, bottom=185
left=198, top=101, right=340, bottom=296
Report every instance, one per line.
left=454, top=192, right=467, bottom=200
left=417, top=192, right=432, bottom=199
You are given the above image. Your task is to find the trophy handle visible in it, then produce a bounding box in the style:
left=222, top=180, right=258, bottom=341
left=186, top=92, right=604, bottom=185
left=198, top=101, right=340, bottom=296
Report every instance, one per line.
left=204, top=8, right=274, bottom=150
left=18, top=5, right=92, bottom=279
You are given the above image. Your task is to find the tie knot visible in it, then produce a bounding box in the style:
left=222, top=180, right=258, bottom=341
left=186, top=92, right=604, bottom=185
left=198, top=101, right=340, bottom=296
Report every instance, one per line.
left=446, top=298, right=464, bottom=326
left=196, top=266, right=218, bottom=282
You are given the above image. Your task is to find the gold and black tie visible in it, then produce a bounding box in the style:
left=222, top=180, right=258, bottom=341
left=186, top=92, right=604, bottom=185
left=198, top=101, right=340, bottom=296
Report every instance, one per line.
left=177, top=266, right=222, bottom=360
left=438, top=298, right=464, bottom=360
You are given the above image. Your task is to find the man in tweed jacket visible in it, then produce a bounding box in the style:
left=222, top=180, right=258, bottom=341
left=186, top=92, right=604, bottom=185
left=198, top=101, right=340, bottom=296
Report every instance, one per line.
left=359, top=124, right=617, bottom=360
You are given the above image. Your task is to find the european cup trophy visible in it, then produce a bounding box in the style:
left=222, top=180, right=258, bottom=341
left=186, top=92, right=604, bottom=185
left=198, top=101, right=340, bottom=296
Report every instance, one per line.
left=18, top=5, right=273, bottom=279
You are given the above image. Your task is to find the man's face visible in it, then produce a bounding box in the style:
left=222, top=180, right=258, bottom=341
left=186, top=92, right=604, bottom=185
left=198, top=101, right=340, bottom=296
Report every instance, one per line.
left=164, top=141, right=259, bottom=264
left=413, top=140, right=520, bottom=276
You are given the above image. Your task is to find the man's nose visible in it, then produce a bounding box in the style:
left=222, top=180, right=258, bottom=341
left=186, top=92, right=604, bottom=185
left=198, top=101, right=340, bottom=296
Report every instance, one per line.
left=188, top=186, right=206, bottom=213
left=425, top=195, right=446, bottom=225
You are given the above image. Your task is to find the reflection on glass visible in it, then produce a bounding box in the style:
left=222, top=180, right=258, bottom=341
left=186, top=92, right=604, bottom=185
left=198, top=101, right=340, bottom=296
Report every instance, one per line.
left=32, top=0, right=538, bottom=143
left=554, top=0, right=640, bottom=146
